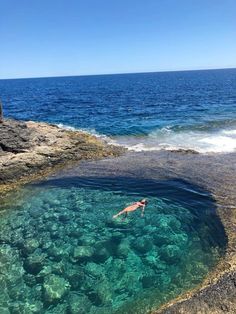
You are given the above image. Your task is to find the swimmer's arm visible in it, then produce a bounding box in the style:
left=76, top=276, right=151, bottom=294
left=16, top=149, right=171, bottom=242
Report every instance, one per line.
left=141, top=204, right=145, bottom=217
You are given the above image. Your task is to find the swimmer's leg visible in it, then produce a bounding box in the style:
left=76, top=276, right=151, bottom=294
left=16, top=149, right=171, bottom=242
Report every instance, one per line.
left=113, top=209, right=126, bottom=219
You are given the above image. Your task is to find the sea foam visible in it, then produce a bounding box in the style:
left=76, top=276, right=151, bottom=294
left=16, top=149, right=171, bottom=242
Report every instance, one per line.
left=111, top=127, right=236, bottom=154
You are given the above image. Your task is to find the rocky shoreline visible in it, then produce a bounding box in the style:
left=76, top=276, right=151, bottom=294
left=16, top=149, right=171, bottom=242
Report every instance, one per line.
left=0, top=119, right=125, bottom=193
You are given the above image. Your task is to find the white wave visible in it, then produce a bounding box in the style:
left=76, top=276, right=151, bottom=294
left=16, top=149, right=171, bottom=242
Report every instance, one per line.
left=55, top=122, right=236, bottom=154
left=112, top=127, right=236, bottom=154
left=56, top=123, right=77, bottom=131
left=56, top=123, right=113, bottom=143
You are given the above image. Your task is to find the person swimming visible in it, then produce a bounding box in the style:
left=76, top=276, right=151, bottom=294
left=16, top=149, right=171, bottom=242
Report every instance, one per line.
left=113, top=199, right=148, bottom=219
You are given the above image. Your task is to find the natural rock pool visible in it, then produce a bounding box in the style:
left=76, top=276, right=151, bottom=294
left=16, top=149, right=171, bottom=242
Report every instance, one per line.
left=0, top=174, right=227, bottom=314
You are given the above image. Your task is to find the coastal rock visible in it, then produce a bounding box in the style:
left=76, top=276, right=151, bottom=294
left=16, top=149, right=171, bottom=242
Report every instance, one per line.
left=43, top=274, right=70, bottom=303
left=0, top=119, right=34, bottom=153
left=0, top=119, right=125, bottom=188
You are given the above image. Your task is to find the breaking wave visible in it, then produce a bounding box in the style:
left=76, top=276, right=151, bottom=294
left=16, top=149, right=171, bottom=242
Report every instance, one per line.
left=112, top=125, right=236, bottom=154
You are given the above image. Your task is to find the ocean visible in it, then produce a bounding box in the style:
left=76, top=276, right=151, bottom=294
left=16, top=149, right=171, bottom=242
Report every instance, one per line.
left=1, top=68, right=236, bottom=153
left=0, top=69, right=235, bottom=313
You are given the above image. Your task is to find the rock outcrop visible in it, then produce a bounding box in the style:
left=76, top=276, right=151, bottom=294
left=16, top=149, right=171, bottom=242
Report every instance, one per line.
left=0, top=119, right=125, bottom=190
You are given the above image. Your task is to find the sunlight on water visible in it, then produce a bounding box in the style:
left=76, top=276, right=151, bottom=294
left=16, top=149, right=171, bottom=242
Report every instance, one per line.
left=0, top=181, right=226, bottom=313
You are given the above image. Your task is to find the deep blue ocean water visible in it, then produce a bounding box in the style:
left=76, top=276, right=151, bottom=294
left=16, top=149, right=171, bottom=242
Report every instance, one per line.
left=1, top=68, right=236, bottom=152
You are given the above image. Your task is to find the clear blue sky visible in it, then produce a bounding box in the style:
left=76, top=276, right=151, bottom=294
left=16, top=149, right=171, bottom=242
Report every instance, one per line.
left=0, top=0, right=236, bottom=79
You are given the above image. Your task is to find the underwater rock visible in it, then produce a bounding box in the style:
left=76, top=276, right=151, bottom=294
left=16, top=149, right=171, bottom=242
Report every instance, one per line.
left=91, top=280, right=113, bottom=306
left=78, top=234, right=96, bottom=246
left=10, top=300, right=44, bottom=314
left=93, top=241, right=110, bottom=262
left=0, top=245, right=25, bottom=288
left=106, top=218, right=131, bottom=229
left=29, top=207, right=45, bottom=219
left=43, top=274, right=70, bottom=304
left=23, top=273, right=37, bottom=287
left=85, top=262, right=105, bottom=279
left=67, top=226, right=83, bottom=238
left=141, top=270, right=157, bottom=288
left=47, top=243, right=71, bottom=262
left=58, top=212, right=73, bottom=223
left=25, top=301, right=44, bottom=314
left=36, top=265, right=53, bottom=283
left=24, top=251, right=47, bottom=274
left=65, top=267, right=85, bottom=289
left=159, top=244, right=181, bottom=264
left=0, top=308, right=10, bottom=314
left=156, top=272, right=172, bottom=289
left=132, top=236, right=153, bottom=254
left=21, top=238, right=40, bottom=255
left=45, top=302, right=68, bottom=313
left=111, top=231, right=125, bottom=243
left=67, top=293, right=92, bottom=314
left=156, top=214, right=181, bottom=232
left=72, top=246, right=95, bottom=262
left=116, top=239, right=130, bottom=258
left=9, top=217, right=22, bottom=230
left=10, top=230, right=24, bottom=247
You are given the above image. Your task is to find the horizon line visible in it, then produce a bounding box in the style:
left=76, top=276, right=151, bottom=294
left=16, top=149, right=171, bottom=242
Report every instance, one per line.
left=0, top=66, right=236, bottom=81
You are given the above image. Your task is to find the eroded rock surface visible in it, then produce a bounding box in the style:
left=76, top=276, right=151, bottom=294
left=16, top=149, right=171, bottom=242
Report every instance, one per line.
left=158, top=270, right=236, bottom=314
left=0, top=119, right=124, bottom=188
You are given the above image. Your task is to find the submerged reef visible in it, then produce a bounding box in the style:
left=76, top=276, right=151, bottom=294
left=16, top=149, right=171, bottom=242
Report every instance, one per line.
left=0, top=183, right=225, bottom=313
left=0, top=119, right=124, bottom=192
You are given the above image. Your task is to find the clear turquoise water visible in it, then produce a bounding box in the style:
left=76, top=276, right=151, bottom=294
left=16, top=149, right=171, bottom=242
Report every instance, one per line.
left=0, top=177, right=226, bottom=313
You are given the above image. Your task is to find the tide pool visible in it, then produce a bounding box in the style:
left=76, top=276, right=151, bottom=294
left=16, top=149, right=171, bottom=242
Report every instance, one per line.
left=0, top=176, right=226, bottom=313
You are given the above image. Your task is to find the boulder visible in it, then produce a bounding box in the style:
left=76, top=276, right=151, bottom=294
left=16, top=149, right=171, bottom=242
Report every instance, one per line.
left=67, top=293, right=92, bottom=314
left=43, top=274, right=70, bottom=303
left=72, top=246, right=94, bottom=262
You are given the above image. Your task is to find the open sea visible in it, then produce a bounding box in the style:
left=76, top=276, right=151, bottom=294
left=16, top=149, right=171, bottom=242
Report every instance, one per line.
left=1, top=68, right=236, bottom=153
left=0, top=69, right=235, bottom=313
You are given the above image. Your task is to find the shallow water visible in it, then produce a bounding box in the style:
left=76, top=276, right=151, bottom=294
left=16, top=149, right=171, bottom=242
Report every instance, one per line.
left=0, top=175, right=226, bottom=313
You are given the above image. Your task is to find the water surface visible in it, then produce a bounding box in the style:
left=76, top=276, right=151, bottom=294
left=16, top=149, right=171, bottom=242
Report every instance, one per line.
left=0, top=176, right=226, bottom=313
left=1, top=68, right=236, bottom=153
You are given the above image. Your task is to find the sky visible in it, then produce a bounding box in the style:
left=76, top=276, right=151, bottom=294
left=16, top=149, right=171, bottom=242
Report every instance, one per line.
left=0, top=0, right=236, bottom=79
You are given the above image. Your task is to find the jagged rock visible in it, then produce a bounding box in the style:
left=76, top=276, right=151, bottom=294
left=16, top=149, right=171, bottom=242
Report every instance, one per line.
left=0, top=119, right=33, bottom=153
left=0, top=119, right=125, bottom=187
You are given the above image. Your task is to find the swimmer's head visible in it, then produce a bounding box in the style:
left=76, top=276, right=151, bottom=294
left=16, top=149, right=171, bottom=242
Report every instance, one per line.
left=139, top=199, right=148, bottom=205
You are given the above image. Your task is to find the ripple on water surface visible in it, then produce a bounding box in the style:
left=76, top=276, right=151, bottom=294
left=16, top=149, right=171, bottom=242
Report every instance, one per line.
left=0, top=177, right=227, bottom=313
